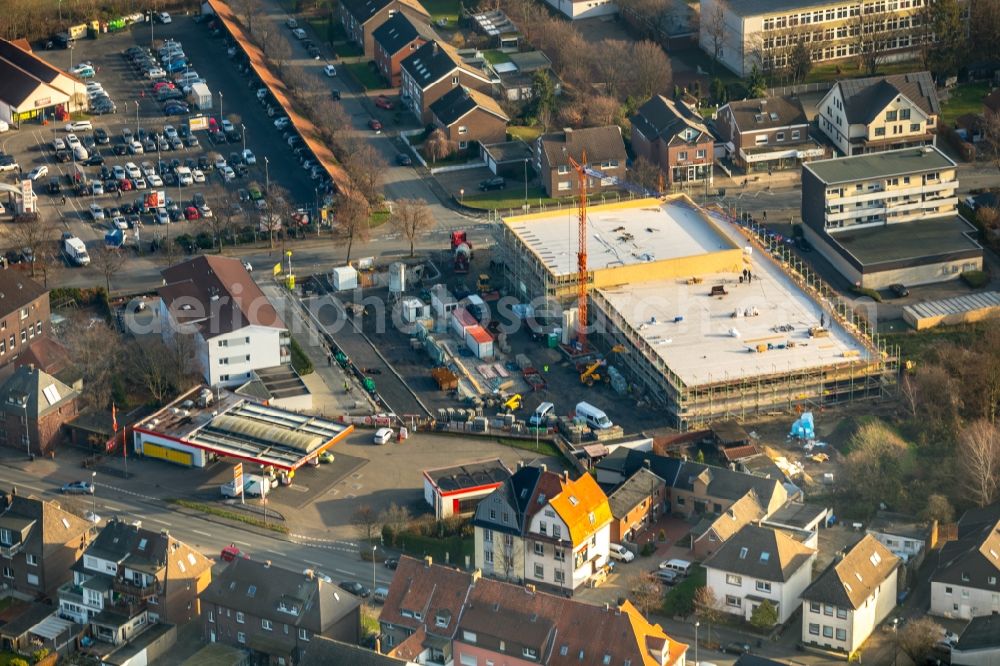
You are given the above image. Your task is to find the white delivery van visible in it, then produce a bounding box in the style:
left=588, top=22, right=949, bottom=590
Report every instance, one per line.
left=609, top=543, right=634, bottom=562
left=575, top=401, right=613, bottom=430
left=62, top=235, right=90, bottom=266
left=529, top=401, right=554, bottom=426
left=658, top=558, right=693, bottom=576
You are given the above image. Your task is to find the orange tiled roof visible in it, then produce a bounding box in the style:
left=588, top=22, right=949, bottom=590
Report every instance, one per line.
left=619, top=600, right=688, bottom=666
left=548, top=472, right=613, bottom=543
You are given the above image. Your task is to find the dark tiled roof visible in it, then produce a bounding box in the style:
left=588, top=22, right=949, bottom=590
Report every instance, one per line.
left=424, top=458, right=512, bottom=491
left=837, top=71, right=940, bottom=124
left=955, top=613, right=1000, bottom=651
left=801, top=535, right=899, bottom=609
left=630, top=95, right=711, bottom=145
left=704, top=524, right=814, bottom=582
left=0, top=602, right=54, bottom=638
left=722, top=96, right=808, bottom=133
left=401, top=40, right=487, bottom=90
left=0, top=270, right=46, bottom=315
left=201, top=558, right=360, bottom=632
left=538, top=126, right=627, bottom=167
left=159, top=255, right=285, bottom=339
left=430, top=86, right=508, bottom=126
left=607, top=468, right=664, bottom=518
left=765, top=503, right=827, bottom=530
left=0, top=39, right=75, bottom=86
left=372, top=12, right=435, bottom=56
left=301, top=636, right=407, bottom=665
left=0, top=365, right=78, bottom=420
left=933, top=515, right=1000, bottom=590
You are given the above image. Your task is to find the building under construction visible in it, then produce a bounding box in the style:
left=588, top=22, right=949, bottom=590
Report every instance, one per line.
left=495, top=196, right=896, bottom=430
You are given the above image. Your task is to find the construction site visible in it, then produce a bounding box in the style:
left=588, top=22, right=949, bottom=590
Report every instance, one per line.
left=493, top=195, right=898, bottom=430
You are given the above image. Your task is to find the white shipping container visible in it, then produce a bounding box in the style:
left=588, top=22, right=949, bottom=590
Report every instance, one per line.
left=450, top=307, right=477, bottom=339
left=189, top=82, right=212, bottom=110
left=401, top=297, right=430, bottom=323
left=466, top=325, right=494, bottom=359
left=332, top=266, right=358, bottom=291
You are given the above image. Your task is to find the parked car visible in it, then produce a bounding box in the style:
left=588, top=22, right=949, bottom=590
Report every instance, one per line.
left=479, top=176, right=505, bottom=191
left=220, top=544, right=248, bottom=562
left=323, top=64, right=337, bottom=77
left=609, top=543, right=634, bottom=562
left=374, top=95, right=393, bottom=110
left=395, top=153, right=412, bottom=166
left=61, top=481, right=95, bottom=494
left=368, top=118, right=382, bottom=133
left=889, top=283, right=909, bottom=298
left=331, top=89, right=341, bottom=100
left=373, top=427, right=394, bottom=444
left=27, top=165, right=49, bottom=181
left=65, top=120, right=93, bottom=131
left=722, top=642, right=752, bottom=655
left=338, top=581, right=370, bottom=598
left=384, top=558, right=399, bottom=570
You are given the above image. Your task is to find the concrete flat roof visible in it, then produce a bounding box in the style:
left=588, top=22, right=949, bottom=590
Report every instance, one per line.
left=829, top=215, right=981, bottom=267
left=595, top=222, right=871, bottom=387
left=505, top=197, right=736, bottom=277
left=804, top=146, right=955, bottom=184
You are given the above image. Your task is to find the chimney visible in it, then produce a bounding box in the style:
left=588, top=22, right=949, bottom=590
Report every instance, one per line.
left=432, top=42, right=438, bottom=56
left=375, top=637, right=382, bottom=654
left=517, top=460, right=524, bottom=470
left=562, top=470, right=569, bottom=482
left=604, top=602, right=610, bottom=611
left=471, top=569, right=482, bottom=582
left=643, top=459, right=651, bottom=469
left=540, top=464, right=547, bottom=474
left=264, top=560, right=272, bottom=568
left=306, top=569, right=315, bottom=580
left=525, top=584, right=536, bottom=594
left=424, top=555, right=433, bottom=568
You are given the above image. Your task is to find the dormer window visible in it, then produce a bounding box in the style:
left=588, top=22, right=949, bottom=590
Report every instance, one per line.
left=523, top=647, right=538, bottom=659
left=568, top=496, right=579, bottom=506
left=435, top=611, right=450, bottom=628
left=463, top=630, right=477, bottom=643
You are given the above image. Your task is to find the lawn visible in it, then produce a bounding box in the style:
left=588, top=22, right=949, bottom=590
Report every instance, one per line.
left=370, top=210, right=391, bottom=227
left=396, top=532, right=473, bottom=564
left=508, top=125, right=543, bottom=143
left=306, top=18, right=338, bottom=45
left=344, top=62, right=384, bottom=90
left=422, top=0, right=462, bottom=27
left=673, top=49, right=741, bottom=86
left=660, top=563, right=706, bottom=617
left=803, top=58, right=919, bottom=84
left=940, top=82, right=990, bottom=125
left=484, top=50, right=512, bottom=65
left=496, top=436, right=561, bottom=458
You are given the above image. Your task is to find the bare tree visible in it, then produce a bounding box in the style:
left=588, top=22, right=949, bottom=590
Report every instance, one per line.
left=584, top=95, right=622, bottom=128
left=706, top=3, right=727, bottom=71
left=344, top=142, right=387, bottom=205
left=32, top=244, right=63, bottom=289
left=628, top=41, right=672, bottom=100
left=628, top=573, right=663, bottom=615
left=592, top=40, right=632, bottom=99
left=91, top=245, right=127, bottom=295
left=61, top=316, right=120, bottom=410
left=8, top=214, right=56, bottom=280
left=839, top=420, right=910, bottom=512
left=335, top=192, right=371, bottom=263
left=897, top=617, right=945, bottom=663
left=921, top=493, right=955, bottom=524
left=233, top=0, right=261, bottom=32
left=390, top=199, right=434, bottom=257
left=128, top=338, right=175, bottom=403
left=495, top=535, right=519, bottom=580
left=425, top=129, right=456, bottom=164
left=959, top=420, right=1000, bottom=507
left=630, top=156, right=663, bottom=194
left=693, top=586, right=723, bottom=645
left=350, top=504, right=381, bottom=543
left=984, top=112, right=1000, bottom=172
left=379, top=502, right=411, bottom=546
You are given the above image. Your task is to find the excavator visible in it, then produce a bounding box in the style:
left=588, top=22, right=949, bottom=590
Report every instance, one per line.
left=502, top=394, right=523, bottom=412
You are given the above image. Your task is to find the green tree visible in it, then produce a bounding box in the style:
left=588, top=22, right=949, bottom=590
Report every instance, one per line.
left=750, top=600, right=779, bottom=629
left=746, top=63, right=767, bottom=98
left=921, top=493, right=955, bottom=523
left=839, top=420, right=910, bottom=514
left=710, top=77, right=726, bottom=104
left=789, top=41, right=812, bottom=83
left=532, top=70, right=556, bottom=130
left=924, top=0, right=966, bottom=78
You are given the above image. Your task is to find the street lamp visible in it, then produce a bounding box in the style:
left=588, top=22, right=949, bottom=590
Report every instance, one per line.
left=149, top=10, right=154, bottom=47
left=264, top=156, right=269, bottom=194
left=241, top=123, right=246, bottom=154
left=22, top=401, right=29, bottom=460
left=694, top=621, right=699, bottom=666
left=219, top=91, right=223, bottom=125
left=459, top=188, right=465, bottom=204
left=135, top=100, right=140, bottom=136
left=371, top=545, right=377, bottom=599
left=91, top=471, right=97, bottom=518
left=892, top=618, right=898, bottom=666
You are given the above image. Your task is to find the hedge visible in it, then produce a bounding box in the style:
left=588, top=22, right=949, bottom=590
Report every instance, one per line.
left=851, top=286, right=883, bottom=302
left=289, top=337, right=314, bottom=375
left=961, top=270, right=989, bottom=288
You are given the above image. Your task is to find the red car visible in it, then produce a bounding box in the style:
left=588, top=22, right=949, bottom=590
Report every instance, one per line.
left=368, top=118, right=383, bottom=132
left=374, top=95, right=394, bottom=110
left=153, top=81, right=175, bottom=92
left=184, top=206, right=201, bottom=220
left=220, top=544, right=248, bottom=562
left=120, top=178, right=134, bottom=191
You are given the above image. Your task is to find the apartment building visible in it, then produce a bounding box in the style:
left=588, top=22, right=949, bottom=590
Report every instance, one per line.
left=800, top=535, right=900, bottom=656
left=801, top=146, right=983, bottom=288
left=699, top=0, right=938, bottom=77
left=201, top=558, right=361, bottom=664
left=339, top=0, right=430, bottom=59
left=158, top=256, right=290, bottom=387
left=630, top=95, right=714, bottom=187
left=817, top=72, right=940, bottom=156
left=0, top=271, right=49, bottom=369
left=535, top=126, right=628, bottom=196
left=930, top=508, right=1000, bottom=620
left=58, top=519, right=212, bottom=647
left=0, top=364, right=79, bottom=457
left=472, top=464, right=613, bottom=595
left=716, top=95, right=827, bottom=171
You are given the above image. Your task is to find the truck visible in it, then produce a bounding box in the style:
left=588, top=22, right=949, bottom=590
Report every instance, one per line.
left=188, top=82, right=212, bottom=110
left=220, top=474, right=275, bottom=498
left=62, top=233, right=90, bottom=266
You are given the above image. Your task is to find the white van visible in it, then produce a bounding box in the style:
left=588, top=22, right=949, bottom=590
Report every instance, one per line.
left=609, top=543, right=634, bottom=562
left=373, top=586, right=389, bottom=603
left=73, top=145, right=89, bottom=161
left=529, top=401, right=554, bottom=426
left=658, top=558, right=693, bottom=576
left=575, top=401, right=613, bottom=430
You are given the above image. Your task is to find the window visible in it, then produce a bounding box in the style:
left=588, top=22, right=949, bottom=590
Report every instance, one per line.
left=554, top=547, right=565, bottom=562
left=298, top=628, right=309, bottom=641
left=900, top=108, right=911, bottom=120
left=262, top=619, right=272, bottom=631
left=236, top=612, right=244, bottom=624
left=484, top=529, right=493, bottom=543
left=696, top=149, right=706, bottom=159
left=836, top=628, right=847, bottom=641
left=776, top=132, right=785, bottom=141
left=237, top=632, right=246, bottom=644
left=208, top=611, right=214, bottom=623
left=460, top=655, right=479, bottom=666
left=26, top=573, right=39, bottom=586
left=2, top=567, right=13, bottom=579
left=809, top=623, right=820, bottom=635
left=810, top=602, right=820, bottom=613
left=540, top=521, right=547, bottom=535
left=484, top=549, right=494, bottom=564
left=756, top=580, right=772, bottom=593
left=554, top=569, right=565, bottom=583
left=534, top=542, right=544, bottom=555
left=557, top=181, right=570, bottom=191
left=20, top=331, right=25, bottom=343
left=534, top=564, right=544, bottom=579
left=26, top=554, right=38, bottom=567
left=678, top=151, right=687, bottom=161
left=823, top=626, right=834, bottom=638
left=885, top=110, right=898, bottom=122
left=837, top=608, right=848, bottom=619
left=824, top=605, right=833, bottom=616
left=792, top=130, right=801, bottom=140
left=875, top=127, right=886, bottom=136
left=725, top=595, right=742, bottom=608
left=451, top=76, right=459, bottom=85
left=910, top=123, right=921, bottom=132
left=557, top=166, right=569, bottom=175
left=463, top=631, right=477, bottom=643
left=552, top=524, right=561, bottom=539
left=523, top=648, right=538, bottom=659
left=755, top=135, right=768, bottom=145
left=35, top=322, right=41, bottom=336
left=457, top=125, right=468, bottom=135
left=726, top=574, right=742, bottom=586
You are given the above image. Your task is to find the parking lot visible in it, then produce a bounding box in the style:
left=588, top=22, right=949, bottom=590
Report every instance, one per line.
left=1, top=15, right=328, bottom=257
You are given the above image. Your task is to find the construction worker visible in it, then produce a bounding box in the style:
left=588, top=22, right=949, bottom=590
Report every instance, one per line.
left=344, top=380, right=349, bottom=393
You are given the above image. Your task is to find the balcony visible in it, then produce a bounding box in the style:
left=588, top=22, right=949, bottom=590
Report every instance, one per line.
left=113, top=577, right=158, bottom=600
left=59, top=582, right=86, bottom=605
left=0, top=542, right=23, bottom=558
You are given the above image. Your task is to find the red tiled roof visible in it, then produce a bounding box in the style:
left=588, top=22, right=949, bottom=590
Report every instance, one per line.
left=722, top=444, right=761, bottom=462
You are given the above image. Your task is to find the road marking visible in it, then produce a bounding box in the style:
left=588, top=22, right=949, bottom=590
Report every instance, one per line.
left=334, top=568, right=354, bottom=576
left=147, top=517, right=172, bottom=526
left=304, top=559, right=323, bottom=567
left=192, top=529, right=212, bottom=537
left=233, top=540, right=252, bottom=547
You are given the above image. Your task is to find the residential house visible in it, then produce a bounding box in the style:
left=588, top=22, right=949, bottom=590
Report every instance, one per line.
left=300, top=635, right=413, bottom=665
left=0, top=364, right=79, bottom=457
left=930, top=509, right=1000, bottom=619
left=339, top=0, right=430, bottom=59
left=372, top=12, right=435, bottom=88
left=716, top=96, right=826, bottom=172
left=201, top=558, right=360, bottom=664
left=541, top=0, right=617, bottom=20
left=487, top=51, right=559, bottom=102
left=58, top=518, right=212, bottom=646
left=535, top=126, right=628, bottom=197
left=472, top=464, right=613, bottom=595
left=801, top=146, right=982, bottom=289
left=800, top=535, right=900, bottom=655
left=951, top=613, right=1000, bottom=666
left=381, top=555, right=688, bottom=666
left=430, top=86, right=509, bottom=154
left=691, top=491, right=765, bottom=560
left=698, top=0, right=937, bottom=77
left=704, top=524, right=816, bottom=625
left=0, top=601, right=62, bottom=654
left=0, top=489, right=92, bottom=600
left=400, top=41, right=492, bottom=124
left=866, top=511, right=932, bottom=565
left=0, top=271, right=49, bottom=369
left=817, top=72, right=940, bottom=156
left=630, top=95, right=714, bottom=187
left=607, top=466, right=666, bottom=544
left=158, top=256, right=290, bottom=388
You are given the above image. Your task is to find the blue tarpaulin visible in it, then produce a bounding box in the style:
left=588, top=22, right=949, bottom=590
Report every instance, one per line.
left=789, top=411, right=815, bottom=440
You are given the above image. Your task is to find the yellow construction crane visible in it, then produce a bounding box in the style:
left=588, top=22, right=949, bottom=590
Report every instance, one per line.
left=502, top=394, right=523, bottom=412
left=579, top=360, right=608, bottom=387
